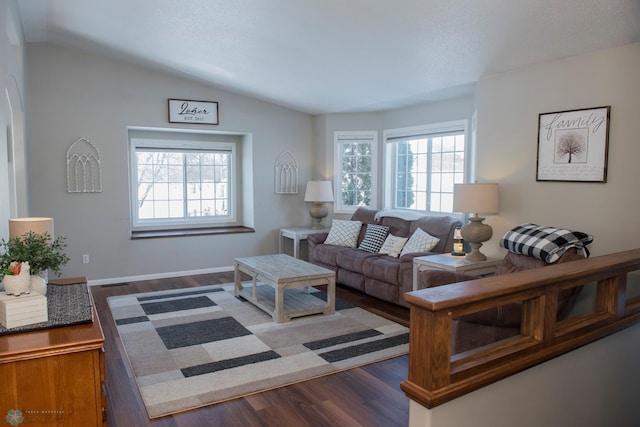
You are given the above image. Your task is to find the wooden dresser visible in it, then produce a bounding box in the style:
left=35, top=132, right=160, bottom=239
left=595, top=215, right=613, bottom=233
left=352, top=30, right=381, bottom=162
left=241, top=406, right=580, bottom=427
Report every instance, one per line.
left=0, top=277, right=106, bottom=426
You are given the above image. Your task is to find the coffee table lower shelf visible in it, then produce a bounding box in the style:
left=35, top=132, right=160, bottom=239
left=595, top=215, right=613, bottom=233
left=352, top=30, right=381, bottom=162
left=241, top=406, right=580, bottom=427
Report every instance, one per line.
left=236, top=284, right=332, bottom=322
left=234, top=254, right=336, bottom=323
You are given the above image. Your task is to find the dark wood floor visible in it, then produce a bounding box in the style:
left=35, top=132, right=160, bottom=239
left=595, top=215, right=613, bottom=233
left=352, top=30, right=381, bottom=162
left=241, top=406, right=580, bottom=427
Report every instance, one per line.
left=90, top=272, right=410, bottom=427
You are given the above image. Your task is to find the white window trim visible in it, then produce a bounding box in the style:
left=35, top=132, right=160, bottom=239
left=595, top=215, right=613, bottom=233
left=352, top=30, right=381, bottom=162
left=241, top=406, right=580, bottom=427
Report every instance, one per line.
left=333, top=130, right=378, bottom=214
left=382, top=120, right=468, bottom=214
left=128, top=127, right=244, bottom=232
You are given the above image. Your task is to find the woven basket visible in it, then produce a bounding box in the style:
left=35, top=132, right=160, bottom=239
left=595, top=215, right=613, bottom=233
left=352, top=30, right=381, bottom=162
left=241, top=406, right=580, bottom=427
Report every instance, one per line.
left=3, top=273, right=32, bottom=295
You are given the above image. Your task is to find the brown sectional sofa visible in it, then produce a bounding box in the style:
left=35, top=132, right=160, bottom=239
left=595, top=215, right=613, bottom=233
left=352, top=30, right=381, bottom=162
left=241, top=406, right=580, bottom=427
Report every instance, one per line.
left=307, top=207, right=461, bottom=307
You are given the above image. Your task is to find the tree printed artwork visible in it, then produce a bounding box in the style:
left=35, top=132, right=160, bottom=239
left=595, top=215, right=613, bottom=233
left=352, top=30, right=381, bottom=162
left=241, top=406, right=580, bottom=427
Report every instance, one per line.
left=554, top=129, right=588, bottom=163
left=537, top=106, right=610, bottom=182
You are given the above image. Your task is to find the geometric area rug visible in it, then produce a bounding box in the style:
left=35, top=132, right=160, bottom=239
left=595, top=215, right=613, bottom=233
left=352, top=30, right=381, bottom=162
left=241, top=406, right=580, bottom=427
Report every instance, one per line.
left=107, top=283, right=409, bottom=419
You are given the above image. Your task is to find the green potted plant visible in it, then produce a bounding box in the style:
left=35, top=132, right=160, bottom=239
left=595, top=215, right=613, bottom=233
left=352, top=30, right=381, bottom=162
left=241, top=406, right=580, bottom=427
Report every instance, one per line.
left=0, top=231, right=70, bottom=281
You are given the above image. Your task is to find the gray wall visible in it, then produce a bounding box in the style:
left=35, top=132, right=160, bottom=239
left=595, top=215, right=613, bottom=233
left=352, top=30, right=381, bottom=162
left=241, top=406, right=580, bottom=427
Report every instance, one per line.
left=25, top=44, right=314, bottom=282
left=475, top=42, right=640, bottom=258
left=0, top=1, right=27, bottom=237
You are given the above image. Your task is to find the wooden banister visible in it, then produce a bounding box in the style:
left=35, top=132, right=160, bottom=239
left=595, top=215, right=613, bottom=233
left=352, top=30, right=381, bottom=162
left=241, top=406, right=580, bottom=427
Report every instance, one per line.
left=400, top=249, right=640, bottom=409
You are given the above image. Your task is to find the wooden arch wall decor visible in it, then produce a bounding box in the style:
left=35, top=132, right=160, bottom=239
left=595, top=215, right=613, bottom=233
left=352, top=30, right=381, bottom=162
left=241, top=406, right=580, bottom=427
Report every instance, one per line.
left=67, top=137, right=103, bottom=193
left=274, top=150, right=298, bottom=194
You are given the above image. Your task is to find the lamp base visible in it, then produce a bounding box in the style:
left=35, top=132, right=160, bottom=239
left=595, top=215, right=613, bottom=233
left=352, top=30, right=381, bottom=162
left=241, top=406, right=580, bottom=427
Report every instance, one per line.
left=309, top=202, right=328, bottom=230
left=465, top=243, right=487, bottom=261
left=460, top=215, right=493, bottom=262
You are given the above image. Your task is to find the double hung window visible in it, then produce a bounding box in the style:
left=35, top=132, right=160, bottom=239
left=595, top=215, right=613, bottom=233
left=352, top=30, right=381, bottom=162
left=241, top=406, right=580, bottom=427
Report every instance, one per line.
left=334, top=131, right=377, bottom=214
left=384, top=121, right=467, bottom=213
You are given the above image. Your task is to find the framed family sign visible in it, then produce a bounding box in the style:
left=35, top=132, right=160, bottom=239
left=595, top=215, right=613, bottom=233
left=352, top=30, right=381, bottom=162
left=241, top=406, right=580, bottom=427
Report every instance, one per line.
left=168, top=99, right=219, bottom=124
left=536, top=106, right=610, bottom=182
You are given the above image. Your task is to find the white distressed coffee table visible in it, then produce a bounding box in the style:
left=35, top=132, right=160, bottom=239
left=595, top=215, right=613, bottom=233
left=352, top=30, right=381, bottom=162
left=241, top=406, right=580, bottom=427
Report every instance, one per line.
left=234, top=254, right=336, bottom=323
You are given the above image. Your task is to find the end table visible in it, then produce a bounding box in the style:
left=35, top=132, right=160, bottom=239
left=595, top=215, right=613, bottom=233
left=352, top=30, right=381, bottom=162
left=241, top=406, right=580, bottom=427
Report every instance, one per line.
left=413, top=253, right=501, bottom=290
left=279, top=227, right=329, bottom=259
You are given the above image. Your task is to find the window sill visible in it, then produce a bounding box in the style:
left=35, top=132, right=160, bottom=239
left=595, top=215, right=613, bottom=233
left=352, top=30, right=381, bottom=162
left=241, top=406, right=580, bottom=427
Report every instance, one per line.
left=131, top=226, right=255, bottom=240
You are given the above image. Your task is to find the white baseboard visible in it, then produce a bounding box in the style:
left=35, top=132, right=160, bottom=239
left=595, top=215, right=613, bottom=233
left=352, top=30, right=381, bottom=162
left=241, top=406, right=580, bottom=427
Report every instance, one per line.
left=86, top=265, right=235, bottom=286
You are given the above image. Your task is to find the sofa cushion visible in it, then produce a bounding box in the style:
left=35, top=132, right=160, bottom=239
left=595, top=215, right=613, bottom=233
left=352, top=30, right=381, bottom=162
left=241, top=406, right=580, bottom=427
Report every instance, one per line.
left=350, top=207, right=380, bottom=225
left=336, top=248, right=382, bottom=273
left=358, top=224, right=390, bottom=253
left=363, top=255, right=401, bottom=285
left=365, top=277, right=400, bottom=305
left=380, top=216, right=413, bottom=238
left=378, top=234, right=408, bottom=258
left=351, top=207, right=383, bottom=245
left=337, top=268, right=366, bottom=292
left=311, top=243, right=347, bottom=267
left=410, top=216, right=459, bottom=253
left=324, top=220, right=362, bottom=247
left=400, top=227, right=440, bottom=256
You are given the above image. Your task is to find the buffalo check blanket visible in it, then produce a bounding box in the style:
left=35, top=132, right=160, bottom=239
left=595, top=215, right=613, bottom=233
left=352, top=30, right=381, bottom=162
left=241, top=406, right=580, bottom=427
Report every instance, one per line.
left=500, top=223, right=593, bottom=264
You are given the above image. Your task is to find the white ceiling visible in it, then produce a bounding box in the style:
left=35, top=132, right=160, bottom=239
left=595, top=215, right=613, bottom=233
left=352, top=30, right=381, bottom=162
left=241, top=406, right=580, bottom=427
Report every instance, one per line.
left=16, top=0, right=640, bottom=114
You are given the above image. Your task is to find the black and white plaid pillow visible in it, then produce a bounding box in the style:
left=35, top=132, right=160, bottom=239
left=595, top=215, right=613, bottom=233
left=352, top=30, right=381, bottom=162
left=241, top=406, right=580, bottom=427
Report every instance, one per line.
left=358, top=224, right=390, bottom=253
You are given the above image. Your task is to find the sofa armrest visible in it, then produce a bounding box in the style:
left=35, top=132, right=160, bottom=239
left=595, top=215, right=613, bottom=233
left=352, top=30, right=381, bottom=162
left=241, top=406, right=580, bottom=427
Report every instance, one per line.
left=307, top=232, right=328, bottom=245
left=307, top=232, right=329, bottom=264
left=418, top=269, right=478, bottom=289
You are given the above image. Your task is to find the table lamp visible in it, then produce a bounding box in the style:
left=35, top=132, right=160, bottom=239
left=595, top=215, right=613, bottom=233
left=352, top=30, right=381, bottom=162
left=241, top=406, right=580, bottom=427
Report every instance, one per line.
left=304, top=181, right=334, bottom=229
left=453, top=183, right=499, bottom=261
left=9, top=217, right=54, bottom=239
left=8, top=217, right=55, bottom=295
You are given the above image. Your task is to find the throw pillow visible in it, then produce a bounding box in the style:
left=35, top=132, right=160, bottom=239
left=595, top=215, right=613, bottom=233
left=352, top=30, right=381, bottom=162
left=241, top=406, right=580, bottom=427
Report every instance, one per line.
left=400, top=228, right=440, bottom=256
left=358, top=224, right=390, bottom=253
left=324, top=220, right=363, bottom=247
left=378, top=234, right=408, bottom=258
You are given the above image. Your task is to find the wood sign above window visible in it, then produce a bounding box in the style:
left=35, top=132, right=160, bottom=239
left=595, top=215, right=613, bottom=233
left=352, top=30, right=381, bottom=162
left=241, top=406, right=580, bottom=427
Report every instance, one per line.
left=168, top=99, right=219, bottom=125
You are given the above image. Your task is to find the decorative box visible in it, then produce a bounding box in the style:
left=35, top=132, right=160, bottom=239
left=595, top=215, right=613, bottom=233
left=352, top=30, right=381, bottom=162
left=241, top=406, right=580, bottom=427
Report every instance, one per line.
left=0, top=292, right=48, bottom=329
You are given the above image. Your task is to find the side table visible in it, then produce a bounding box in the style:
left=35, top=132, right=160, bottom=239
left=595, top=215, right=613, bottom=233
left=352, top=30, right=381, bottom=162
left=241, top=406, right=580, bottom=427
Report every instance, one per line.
left=413, top=253, right=501, bottom=290
left=279, top=227, right=329, bottom=259
left=0, top=276, right=107, bottom=426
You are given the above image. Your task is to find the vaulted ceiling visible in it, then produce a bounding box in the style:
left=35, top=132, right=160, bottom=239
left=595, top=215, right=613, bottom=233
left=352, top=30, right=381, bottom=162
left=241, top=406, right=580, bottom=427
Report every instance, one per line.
left=16, top=0, right=640, bottom=114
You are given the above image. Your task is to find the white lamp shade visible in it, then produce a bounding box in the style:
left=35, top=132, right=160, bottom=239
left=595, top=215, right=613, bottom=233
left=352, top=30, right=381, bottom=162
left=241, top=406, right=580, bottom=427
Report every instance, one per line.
left=304, top=181, right=334, bottom=202
left=453, top=183, right=499, bottom=214
left=9, top=217, right=54, bottom=239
